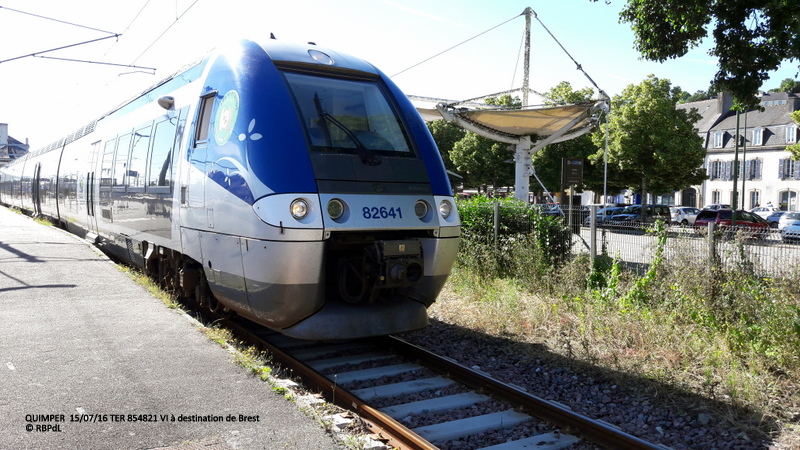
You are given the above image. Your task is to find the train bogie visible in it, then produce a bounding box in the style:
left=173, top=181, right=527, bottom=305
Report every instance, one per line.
left=1, top=38, right=460, bottom=340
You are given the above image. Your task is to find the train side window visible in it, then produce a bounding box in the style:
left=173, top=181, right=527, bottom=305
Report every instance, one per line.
left=148, top=117, right=179, bottom=189
left=129, top=124, right=152, bottom=190
left=194, top=92, right=216, bottom=147
left=113, top=133, right=133, bottom=190
left=100, top=139, right=116, bottom=187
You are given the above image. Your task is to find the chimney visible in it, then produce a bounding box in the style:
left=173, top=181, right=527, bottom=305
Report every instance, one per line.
left=0, top=123, right=8, bottom=146
left=0, top=123, right=8, bottom=158
left=717, top=92, right=734, bottom=115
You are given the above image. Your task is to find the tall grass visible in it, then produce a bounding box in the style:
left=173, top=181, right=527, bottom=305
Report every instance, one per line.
left=435, top=196, right=800, bottom=435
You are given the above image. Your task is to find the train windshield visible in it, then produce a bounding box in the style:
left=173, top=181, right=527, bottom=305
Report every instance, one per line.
left=284, top=72, right=414, bottom=157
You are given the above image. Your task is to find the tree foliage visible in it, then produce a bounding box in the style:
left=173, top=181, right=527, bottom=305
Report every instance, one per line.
left=443, top=95, right=521, bottom=191
left=426, top=119, right=466, bottom=174
left=531, top=82, right=608, bottom=197
left=787, top=110, right=800, bottom=161
left=597, top=0, right=800, bottom=109
left=591, top=75, right=707, bottom=207
left=768, top=78, right=800, bottom=94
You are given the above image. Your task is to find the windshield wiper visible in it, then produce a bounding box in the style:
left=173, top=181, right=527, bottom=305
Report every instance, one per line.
left=313, top=93, right=381, bottom=166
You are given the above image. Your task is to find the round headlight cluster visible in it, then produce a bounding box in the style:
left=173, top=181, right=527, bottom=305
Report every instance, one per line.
left=438, top=199, right=453, bottom=219
left=414, top=200, right=430, bottom=219
left=327, top=198, right=345, bottom=220
left=290, top=199, right=309, bottom=220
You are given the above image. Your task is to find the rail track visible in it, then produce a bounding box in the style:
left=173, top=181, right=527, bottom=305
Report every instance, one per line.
left=219, top=315, right=667, bottom=449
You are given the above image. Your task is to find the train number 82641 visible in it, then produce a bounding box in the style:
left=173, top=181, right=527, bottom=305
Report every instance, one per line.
left=362, top=206, right=403, bottom=220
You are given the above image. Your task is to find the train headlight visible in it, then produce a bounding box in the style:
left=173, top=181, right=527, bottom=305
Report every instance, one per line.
left=414, top=200, right=430, bottom=219
left=438, top=199, right=453, bottom=219
left=327, top=198, right=345, bottom=220
left=290, top=199, right=309, bottom=220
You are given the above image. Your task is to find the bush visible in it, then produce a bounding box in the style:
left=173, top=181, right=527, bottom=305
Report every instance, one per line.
left=456, top=196, right=572, bottom=280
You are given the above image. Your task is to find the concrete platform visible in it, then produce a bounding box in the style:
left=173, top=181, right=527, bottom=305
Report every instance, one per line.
left=0, top=206, right=343, bottom=449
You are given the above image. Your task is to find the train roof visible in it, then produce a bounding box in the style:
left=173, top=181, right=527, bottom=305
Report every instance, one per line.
left=10, top=38, right=382, bottom=166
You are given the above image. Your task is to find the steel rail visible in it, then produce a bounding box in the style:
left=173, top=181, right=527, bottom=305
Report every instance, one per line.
left=380, top=335, right=664, bottom=449
left=222, top=319, right=436, bottom=450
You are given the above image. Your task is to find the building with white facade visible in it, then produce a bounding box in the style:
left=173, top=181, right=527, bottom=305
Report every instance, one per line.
left=0, top=123, right=30, bottom=167
left=678, top=92, right=799, bottom=210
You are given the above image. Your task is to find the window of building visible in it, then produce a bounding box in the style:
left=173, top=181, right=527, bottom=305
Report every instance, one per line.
left=712, top=190, right=721, bottom=204
left=779, top=190, right=798, bottom=211
left=752, top=127, right=763, bottom=145
left=713, top=131, right=724, bottom=148
left=745, top=158, right=762, bottom=180
left=709, top=160, right=721, bottom=180
left=779, top=159, right=799, bottom=180
left=788, top=124, right=798, bottom=144
left=749, top=190, right=760, bottom=209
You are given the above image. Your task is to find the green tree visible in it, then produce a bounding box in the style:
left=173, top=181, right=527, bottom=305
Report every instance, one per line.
left=427, top=119, right=466, bottom=174
left=674, top=85, right=717, bottom=103
left=768, top=78, right=800, bottom=94
left=531, top=82, right=609, bottom=199
left=447, top=95, right=521, bottom=191
left=787, top=110, right=800, bottom=160
left=591, top=75, right=707, bottom=217
left=450, top=133, right=514, bottom=191
left=598, top=0, right=800, bottom=109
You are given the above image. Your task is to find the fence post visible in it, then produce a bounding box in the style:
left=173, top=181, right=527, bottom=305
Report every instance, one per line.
left=590, top=204, right=597, bottom=261
left=707, top=222, right=716, bottom=264
left=493, top=200, right=500, bottom=250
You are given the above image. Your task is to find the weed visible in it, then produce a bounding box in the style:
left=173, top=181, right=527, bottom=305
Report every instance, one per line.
left=443, top=198, right=800, bottom=432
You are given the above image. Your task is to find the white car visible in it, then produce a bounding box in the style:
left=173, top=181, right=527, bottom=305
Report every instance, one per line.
left=751, top=206, right=781, bottom=219
left=670, top=206, right=700, bottom=226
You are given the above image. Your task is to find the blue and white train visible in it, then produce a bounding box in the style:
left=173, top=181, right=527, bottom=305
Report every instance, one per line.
left=0, top=38, right=460, bottom=340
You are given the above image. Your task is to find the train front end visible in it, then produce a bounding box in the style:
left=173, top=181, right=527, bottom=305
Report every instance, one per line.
left=199, top=40, right=459, bottom=340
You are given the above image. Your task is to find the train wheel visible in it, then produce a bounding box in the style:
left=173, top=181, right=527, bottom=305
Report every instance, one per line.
left=207, top=293, right=221, bottom=313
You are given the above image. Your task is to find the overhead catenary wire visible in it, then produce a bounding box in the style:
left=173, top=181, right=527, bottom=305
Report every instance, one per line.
left=0, top=5, right=117, bottom=35
left=34, top=55, right=155, bottom=73
left=130, top=0, right=200, bottom=65
left=531, top=9, right=608, bottom=100
left=0, top=34, right=121, bottom=64
left=390, top=12, right=524, bottom=78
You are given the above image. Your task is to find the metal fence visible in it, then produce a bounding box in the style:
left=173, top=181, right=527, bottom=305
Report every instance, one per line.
left=472, top=202, right=800, bottom=279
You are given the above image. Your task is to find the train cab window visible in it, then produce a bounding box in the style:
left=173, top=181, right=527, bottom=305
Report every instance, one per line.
left=128, top=124, right=152, bottom=190
left=194, top=93, right=216, bottom=146
left=283, top=72, right=414, bottom=157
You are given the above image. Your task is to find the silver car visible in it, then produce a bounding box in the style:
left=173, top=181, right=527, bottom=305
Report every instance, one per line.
left=778, top=211, right=800, bottom=230
left=670, top=206, right=700, bottom=226
left=583, top=206, right=624, bottom=226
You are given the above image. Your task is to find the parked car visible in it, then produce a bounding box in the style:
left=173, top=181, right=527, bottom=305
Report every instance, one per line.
left=610, top=204, right=672, bottom=227
left=583, top=206, right=624, bottom=226
left=694, top=209, right=769, bottom=238
left=780, top=223, right=800, bottom=243
left=765, top=211, right=786, bottom=228
left=751, top=206, right=780, bottom=219
left=670, top=206, right=701, bottom=226
left=777, top=211, right=800, bottom=230
left=703, top=203, right=731, bottom=210
left=533, top=203, right=564, bottom=217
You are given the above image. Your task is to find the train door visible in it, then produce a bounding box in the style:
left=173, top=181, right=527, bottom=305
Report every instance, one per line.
left=84, top=140, right=102, bottom=239
left=32, top=163, right=42, bottom=216
left=183, top=92, right=215, bottom=211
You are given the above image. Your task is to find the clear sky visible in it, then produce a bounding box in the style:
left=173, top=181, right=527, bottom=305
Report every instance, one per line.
left=1, top=0, right=798, bottom=148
